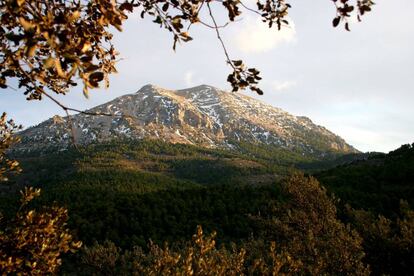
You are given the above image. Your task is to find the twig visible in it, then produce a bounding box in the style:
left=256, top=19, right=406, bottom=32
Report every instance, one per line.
left=41, top=90, right=114, bottom=117
left=240, top=1, right=262, bottom=16
left=183, top=0, right=234, bottom=31
left=5, top=85, right=18, bottom=92
left=206, top=2, right=235, bottom=69
left=198, top=20, right=232, bottom=29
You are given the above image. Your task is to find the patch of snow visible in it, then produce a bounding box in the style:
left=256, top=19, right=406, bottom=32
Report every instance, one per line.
left=115, top=124, right=131, bottom=134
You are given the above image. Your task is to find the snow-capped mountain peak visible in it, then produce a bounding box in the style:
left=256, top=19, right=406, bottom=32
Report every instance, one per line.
left=16, top=84, right=357, bottom=156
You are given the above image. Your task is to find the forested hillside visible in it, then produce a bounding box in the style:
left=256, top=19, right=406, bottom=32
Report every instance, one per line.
left=316, top=143, right=414, bottom=216
left=2, top=140, right=315, bottom=247
left=313, top=143, right=414, bottom=275
left=1, top=141, right=413, bottom=275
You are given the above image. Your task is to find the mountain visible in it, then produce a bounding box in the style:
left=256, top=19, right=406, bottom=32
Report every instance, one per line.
left=16, top=84, right=357, bottom=156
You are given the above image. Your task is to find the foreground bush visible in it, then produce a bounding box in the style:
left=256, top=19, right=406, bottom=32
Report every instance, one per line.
left=346, top=201, right=414, bottom=275
left=78, top=225, right=301, bottom=275
left=0, top=187, right=82, bottom=275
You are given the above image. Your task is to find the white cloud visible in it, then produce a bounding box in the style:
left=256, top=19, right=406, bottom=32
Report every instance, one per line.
left=184, top=71, right=194, bottom=87
left=272, top=80, right=297, bottom=91
left=184, top=71, right=204, bottom=88
left=234, top=16, right=296, bottom=53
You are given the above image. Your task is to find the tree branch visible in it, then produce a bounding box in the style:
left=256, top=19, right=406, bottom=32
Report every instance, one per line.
left=41, top=91, right=114, bottom=117
left=206, top=2, right=235, bottom=70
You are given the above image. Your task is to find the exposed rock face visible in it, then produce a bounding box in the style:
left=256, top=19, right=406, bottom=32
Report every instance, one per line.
left=16, top=84, right=358, bottom=156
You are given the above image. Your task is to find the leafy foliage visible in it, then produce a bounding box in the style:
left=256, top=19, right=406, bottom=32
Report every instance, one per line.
left=332, top=0, right=375, bottom=31
left=0, top=0, right=121, bottom=99
left=0, top=187, right=82, bottom=275
left=77, top=225, right=304, bottom=275
left=0, top=112, right=22, bottom=181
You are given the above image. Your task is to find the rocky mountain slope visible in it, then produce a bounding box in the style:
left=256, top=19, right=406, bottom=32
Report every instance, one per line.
left=16, top=84, right=357, bottom=156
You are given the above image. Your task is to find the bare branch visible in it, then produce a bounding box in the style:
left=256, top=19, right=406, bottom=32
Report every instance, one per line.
left=207, top=2, right=235, bottom=69
left=240, top=1, right=262, bottom=16
left=41, top=91, right=114, bottom=117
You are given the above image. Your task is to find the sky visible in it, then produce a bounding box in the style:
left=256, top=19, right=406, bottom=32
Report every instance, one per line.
left=1, top=0, right=413, bottom=153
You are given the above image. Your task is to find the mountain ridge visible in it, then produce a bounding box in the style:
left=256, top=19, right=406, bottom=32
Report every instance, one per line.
left=16, top=84, right=358, bottom=157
